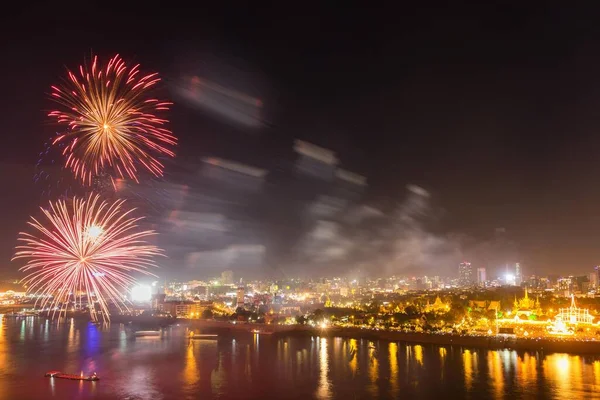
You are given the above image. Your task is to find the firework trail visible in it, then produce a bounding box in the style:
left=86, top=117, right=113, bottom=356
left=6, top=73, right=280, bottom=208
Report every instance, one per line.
left=49, top=54, right=177, bottom=186
left=34, top=132, right=78, bottom=200
left=13, top=194, right=161, bottom=321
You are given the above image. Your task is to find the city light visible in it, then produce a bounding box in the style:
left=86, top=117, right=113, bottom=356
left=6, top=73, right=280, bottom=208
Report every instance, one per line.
left=131, top=284, right=152, bottom=302
left=505, top=274, right=516, bottom=286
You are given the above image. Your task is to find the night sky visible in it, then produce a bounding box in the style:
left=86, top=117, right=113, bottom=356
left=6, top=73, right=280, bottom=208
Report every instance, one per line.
left=2, top=4, right=600, bottom=278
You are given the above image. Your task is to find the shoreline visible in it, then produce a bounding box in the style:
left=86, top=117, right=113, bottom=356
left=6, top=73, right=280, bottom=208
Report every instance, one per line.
left=316, top=327, right=600, bottom=355
left=9, top=313, right=600, bottom=355
left=185, top=320, right=600, bottom=355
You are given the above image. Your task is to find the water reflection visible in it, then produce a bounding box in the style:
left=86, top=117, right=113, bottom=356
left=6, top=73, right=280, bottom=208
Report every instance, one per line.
left=3, top=318, right=600, bottom=399
left=184, top=342, right=199, bottom=389
left=316, top=337, right=331, bottom=399
left=348, top=338, right=357, bottom=376
left=389, top=342, right=399, bottom=396
left=414, top=344, right=424, bottom=366
left=463, top=349, right=474, bottom=391
left=439, top=347, right=447, bottom=380
left=488, top=350, right=504, bottom=399
left=211, top=352, right=226, bottom=394
left=516, top=352, right=537, bottom=391
left=548, top=354, right=570, bottom=393
left=368, top=341, right=379, bottom=397
left=0, top=316, right=6, bottom=398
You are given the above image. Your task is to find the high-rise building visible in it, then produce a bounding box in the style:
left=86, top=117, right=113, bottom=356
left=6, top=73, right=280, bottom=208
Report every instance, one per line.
left=574, top=275, right=590, bottom=294
left=557, top=277, right=573, bottom=297
left=477, top=268, right=487, bottom=287
left=594, top=266, right=600, bottom=289
left=515, top=263, right=522, bottom=286
left=458, top=262, right=474, bottom=287
left=236, top=285, right=245, bottom=309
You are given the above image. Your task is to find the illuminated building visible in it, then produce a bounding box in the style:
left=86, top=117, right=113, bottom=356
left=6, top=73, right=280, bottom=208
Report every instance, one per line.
left=236, top=285, right=245, bottom=309
left=512, top=288, right=541, bottom=318
left=425, top=296, right=449, bottom=313
left=557, top=277, right=573, bottom=297
left=515, top=263, right=522, bottom=286
left=458, top=262, right=474, bottom=287
left=0, top=282, right=27, bottom=298
left=557, top=295, right=593, bottom=325
left=162, top=301, right=212, bottom=318
left=590, top=269, right=598, bottom=289
left=573, top=275, right=590, bottom=294
left=152, top=293, right=166, bottom=311
left=477, top=268, right=486, bottom=287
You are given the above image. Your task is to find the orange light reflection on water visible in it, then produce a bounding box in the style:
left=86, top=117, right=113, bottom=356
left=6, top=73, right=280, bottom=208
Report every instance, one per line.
left=348, top=339, right=357, bottom=376
left=183, top=342, right=199, bottom=388
left=542, top=353, right=591, bottom=397
left=463, top=350, right=474, bottom=391
left=316, top=337, right=331, bottom=399
left=0, top=316, right=6, bottom=397
left=516, top=352, right=537, bottom=392
left=389, top=342, right=399, bottom=396
left=487, top=351, right=504, bottom=399
left=368, top=341, right=379, bottom=398
left=439, top=347, right=447, bottom=381
left=414, top=345, right=423, bottom=366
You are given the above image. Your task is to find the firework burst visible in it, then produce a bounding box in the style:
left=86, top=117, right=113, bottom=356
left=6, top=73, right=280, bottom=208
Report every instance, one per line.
left=13, top=194, right=161, bottom=321
left=49, top=54, right=177, bottom=185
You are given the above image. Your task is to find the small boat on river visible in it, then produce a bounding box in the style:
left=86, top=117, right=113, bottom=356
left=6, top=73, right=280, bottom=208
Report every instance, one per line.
left=252, top=329, right=273, bottom=335
left=45, top=371, right=99, bottom=381
left=189, top=332, right=218, bottom=340
left=135, top=330, right=161, bottom=337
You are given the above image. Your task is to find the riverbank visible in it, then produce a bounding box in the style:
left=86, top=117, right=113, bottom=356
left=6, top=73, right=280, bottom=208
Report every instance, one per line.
left=9, top=312, right=600, bottom=355
left=184, top=319, right=600, bottom=355
left=318, top=327, right=600, bottom=355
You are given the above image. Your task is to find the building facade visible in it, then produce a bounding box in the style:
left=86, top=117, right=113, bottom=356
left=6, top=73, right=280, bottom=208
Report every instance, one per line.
left=476, top=268, right=487, bottom=287
left=458, top=262, right=474, bottom=287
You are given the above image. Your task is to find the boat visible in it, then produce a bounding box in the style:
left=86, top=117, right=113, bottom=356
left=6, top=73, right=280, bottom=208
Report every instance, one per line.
left=189, top=332, right=218, bottom=340
left=134, top=330, right=161, bottom=337
left=252, top=329, right=273, bottom=335
left=45, top=371, right=99, bottom=381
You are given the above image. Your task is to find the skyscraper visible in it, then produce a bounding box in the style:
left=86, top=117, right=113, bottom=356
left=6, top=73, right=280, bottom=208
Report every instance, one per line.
left=515, top=263, right=522, bottom=286
left=594, top=266, right=600, bottom=289
left=236, top=285, right=245, bottom=309
left=458, top=262, right=474, bottom=287
left=477, top=268, right=487, bottom=287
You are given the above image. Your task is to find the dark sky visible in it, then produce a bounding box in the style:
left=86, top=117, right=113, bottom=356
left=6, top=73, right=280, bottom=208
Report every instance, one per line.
left=2, top=4, right=600, bottom=278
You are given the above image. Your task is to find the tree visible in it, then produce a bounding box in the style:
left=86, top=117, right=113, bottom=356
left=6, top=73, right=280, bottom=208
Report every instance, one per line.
left=310, top=309, right=325, bottom=323
left=201, top=309, right=214, bottom=319
left=404, top=305, right=418, bottom=316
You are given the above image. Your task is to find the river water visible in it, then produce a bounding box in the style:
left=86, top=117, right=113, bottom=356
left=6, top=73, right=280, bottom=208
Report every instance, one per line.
left=1, top=316, right=600, bottom=399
